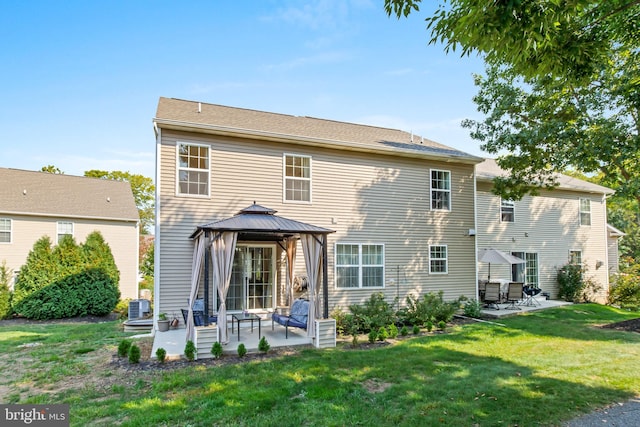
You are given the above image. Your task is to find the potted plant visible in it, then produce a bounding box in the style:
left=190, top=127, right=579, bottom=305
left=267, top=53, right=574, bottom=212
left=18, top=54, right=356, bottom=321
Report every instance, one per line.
left=157, top=313, right=170, bottom=332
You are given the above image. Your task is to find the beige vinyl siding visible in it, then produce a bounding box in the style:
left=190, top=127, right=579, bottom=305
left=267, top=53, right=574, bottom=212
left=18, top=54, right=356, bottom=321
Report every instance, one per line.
left=476, top=181, right=609, bottom=301
left=157, top=130, right=477, bottom=317
left=0, top=214, right=139, bottom=298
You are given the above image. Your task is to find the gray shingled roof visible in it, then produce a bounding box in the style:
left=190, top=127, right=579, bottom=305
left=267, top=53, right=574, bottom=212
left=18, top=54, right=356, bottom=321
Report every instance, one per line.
left=191, top=203, right=334, bottom=239
left=155, top=97, right=482, bottom=164
left=0, top=168, right=139, bottom=221
left=476, top=159, right=614, bottom=195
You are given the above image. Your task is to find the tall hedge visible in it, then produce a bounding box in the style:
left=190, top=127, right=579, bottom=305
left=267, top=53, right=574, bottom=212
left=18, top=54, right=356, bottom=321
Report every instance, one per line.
left=0, top=260, right=12, bottom=319
left=14, top=269, right=120, bottom=320
left=13, top=231, right=121, bottom=319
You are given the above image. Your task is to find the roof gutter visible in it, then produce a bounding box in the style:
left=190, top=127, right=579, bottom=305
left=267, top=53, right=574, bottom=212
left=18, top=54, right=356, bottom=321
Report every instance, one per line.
left=153, top=118, right=483, bottom=165
left=0, top=211, right=139, bottom=223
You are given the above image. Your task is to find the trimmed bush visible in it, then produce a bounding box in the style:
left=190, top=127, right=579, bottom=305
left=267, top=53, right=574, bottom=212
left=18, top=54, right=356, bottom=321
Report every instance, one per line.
left=258, top=336, right=270, bottom=353
left=387, top=323, right=399, bottom=339
left=128, top=344, right=141, bottom=364
left=118, top=339, right=132, bottom=357
left=211, top=342, right=224, bottom=359
left=184, top=340, right=196, bottom=361
left=0, top=260, right=12, bottom=319
left=237, top=343, right=247, bottom=358
left=156, top=347, right=167, bottom=363
left=12, top=236, right=58, bottom=306
left=13, top=269, right=120, bottom=320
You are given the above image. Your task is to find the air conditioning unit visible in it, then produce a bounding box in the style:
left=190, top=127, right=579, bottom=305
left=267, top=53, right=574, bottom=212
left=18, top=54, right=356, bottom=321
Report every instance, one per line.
left=128, top=299, right=151, bottom=320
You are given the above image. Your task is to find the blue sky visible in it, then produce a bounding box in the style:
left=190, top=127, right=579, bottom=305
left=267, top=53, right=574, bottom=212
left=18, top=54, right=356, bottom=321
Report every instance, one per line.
left=1, top=0, right=487, bottom=179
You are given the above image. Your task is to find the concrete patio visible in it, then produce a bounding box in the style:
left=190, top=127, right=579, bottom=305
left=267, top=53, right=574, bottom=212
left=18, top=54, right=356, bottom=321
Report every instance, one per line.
left=150, top=317, right=313, bottom=360
left=480, top=297, right=572, bottom=318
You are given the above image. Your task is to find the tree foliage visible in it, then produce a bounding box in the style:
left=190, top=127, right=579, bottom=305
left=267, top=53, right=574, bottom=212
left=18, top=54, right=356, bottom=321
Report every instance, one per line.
left=385, top=0, right=640, bottom=81
left=84, top=169, right=155, bottom=234
left=462, top=46, right=640, bottom=205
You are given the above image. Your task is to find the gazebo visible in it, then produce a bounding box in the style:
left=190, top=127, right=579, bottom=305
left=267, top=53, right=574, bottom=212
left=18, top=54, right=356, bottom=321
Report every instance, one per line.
left=185, top=203, right=335, bottom=344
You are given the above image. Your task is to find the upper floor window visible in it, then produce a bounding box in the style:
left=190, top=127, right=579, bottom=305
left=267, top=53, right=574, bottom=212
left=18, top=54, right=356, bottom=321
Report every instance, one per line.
left=430, top=169, right=451, bottom=211
left=335, top=243, right=384, bottom=288
left=579, top=198, right=591, bottom=226
left=0, top=218, right=11, bottom=243
left=283, top=154, right=311, bottom=202
left=177, top=142, right=210, bottom=196
left=429, top=245, right=448, bottom=274
left=57, top=221, right=73, bottom=243
left=501, top=199, right=515, bottom=222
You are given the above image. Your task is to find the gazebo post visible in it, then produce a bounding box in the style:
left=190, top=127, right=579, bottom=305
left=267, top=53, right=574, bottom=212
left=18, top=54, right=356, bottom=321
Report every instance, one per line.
left=322, top=234, right=329, bottom=319
left=204, top=231, right=210, bottom=326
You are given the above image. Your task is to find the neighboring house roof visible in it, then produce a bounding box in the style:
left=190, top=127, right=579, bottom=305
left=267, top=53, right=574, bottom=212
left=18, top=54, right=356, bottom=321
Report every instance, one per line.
left=475, top=158, right=615, bottom=195
left=607, top=224, right=626, bottom=238
left=154, top=97, right=483, bottom=164
left=0, top=168, right=139, bottom=222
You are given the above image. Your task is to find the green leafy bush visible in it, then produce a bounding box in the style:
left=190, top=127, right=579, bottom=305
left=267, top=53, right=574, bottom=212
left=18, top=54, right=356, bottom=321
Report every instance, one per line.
left=13, top=269, right=120, bottom=320
left=412, top=325, right=420, bottom=335
left=609, top=265, right=640, bottom=311
left=377, top=326, right=388, bottom=341
left=400, top=325, right=408, bottom=336
left=211, top=342, right=224, bottom=359
left=347, top=293, right=396, bottom=334
left=368, top=330, right=377, bottom=343
left=237, top=343, right=247, bottom=358
left=184, top=340, right=196, bottom=361
left=387, top=323, right=399, bottom=339
left=463, top=299, right=483, bottom=318
left=128, top=344, right=141, bottom=364
left=0, top=260, right=12, bottom=319
left=425, top=321, right=434, bottom=332
left=558, top=263, right=601, bottom=302
left=438, top=320, right=447, bottom=330
left=117, top=339, right=132, bottom=357
left=12, top=236, right=58, bottom=306
left=258, top=336, right=270, bottom=353
left=155, top=347, right=166, bottom=363
left=396, top=291, right=461, bottom=326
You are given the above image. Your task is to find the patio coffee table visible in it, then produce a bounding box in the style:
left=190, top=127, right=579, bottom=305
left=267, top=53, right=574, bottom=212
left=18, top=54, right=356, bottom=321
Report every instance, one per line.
left=231, top=313, right=261, bottom=341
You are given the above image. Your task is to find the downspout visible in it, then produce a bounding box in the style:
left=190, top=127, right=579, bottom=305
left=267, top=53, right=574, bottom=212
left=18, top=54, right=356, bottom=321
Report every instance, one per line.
left=602, top=193, right=610, bottom=293
left=153, top=123, right=161, bottom=333
left=473, top=164, right=479, bottom=300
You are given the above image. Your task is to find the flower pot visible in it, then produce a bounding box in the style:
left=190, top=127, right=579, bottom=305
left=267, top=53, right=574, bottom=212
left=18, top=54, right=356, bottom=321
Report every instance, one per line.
left=157, top=319, right=170, bottom=332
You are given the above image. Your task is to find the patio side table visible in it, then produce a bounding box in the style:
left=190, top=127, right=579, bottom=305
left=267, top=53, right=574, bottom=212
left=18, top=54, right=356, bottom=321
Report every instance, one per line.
left=231, top=313, right=261, bottom=341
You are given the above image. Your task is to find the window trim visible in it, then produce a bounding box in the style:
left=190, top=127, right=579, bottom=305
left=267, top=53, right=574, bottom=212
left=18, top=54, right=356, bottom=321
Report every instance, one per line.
left=0, top=218, right=12, bottom=244
left=176, top=141, right=211, bottom=198
left=429, top=244, right=448, bottom=274
left=57, top=221, right=74, bottom=244
left=579, top=198, right=591, bottom=226
left=569, top=250, right=582, bottom=266
left=335, top=243, right=385, bottom=289
left=430, top=169, right=451, bottom=211
left=500, top=199, right=515, bottom=223
left=282, top=153, right=312, bottom=204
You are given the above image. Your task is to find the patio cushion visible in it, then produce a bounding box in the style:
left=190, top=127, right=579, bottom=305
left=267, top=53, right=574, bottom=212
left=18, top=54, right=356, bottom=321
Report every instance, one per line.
left=289, top=299, right=309, bottom=325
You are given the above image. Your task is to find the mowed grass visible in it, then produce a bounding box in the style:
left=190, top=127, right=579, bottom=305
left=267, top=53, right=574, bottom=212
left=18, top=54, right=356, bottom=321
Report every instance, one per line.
left=1, top=304, right=639, bottom=426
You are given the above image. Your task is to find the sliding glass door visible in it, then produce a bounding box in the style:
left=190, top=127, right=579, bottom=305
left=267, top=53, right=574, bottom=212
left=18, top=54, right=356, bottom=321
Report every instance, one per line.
left=226, top=245, right=275, bottom=311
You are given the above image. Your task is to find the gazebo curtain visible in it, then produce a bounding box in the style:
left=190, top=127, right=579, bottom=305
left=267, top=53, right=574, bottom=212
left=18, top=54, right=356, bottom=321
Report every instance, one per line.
left=284, top=237, right=297, bottom=306
left=185, top=234, right=206, bottom=342
left=211, top=231, right=238, bottom=344
left=301, top=233, right=322, bottom=338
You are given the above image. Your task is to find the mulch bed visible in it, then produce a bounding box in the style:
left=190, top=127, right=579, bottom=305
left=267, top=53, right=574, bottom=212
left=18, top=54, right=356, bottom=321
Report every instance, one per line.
left=600, top=317, right=640, bottom=333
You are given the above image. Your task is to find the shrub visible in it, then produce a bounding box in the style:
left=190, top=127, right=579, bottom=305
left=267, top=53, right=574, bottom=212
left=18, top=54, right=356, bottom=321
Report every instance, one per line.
left=438, top=320, right=447, bottom=330
left=0, top=260, right=12, bottom=319
left=387, top=323, right=399, bottom=339
left=128, top=344, right=141, bottom=364
left=82, top=231, right=120, bottom=284
left=12, top=236, right=58, bottom=306
left=368, top=330, right=377, bottom=343
left=114, top=298, right=132, bottom=320
left=348, top=293, right=396, bottom=334
left=237, top=343, right=247, bottom=358
left=211, top=342, right=224, bottom=359
left=463, top=299, right=483, bottom=318
left=425, top=321, right=434, bottom=332
left=400, top=325, right=408, bottom=336
left=13, top=269, right=120, bottom=320
left=155, top=347, right=167, bottom=363
left=377, top=326, right=388, bottom=341
left=396, top=291, right=461, bottom=326
left=609, top=265, right=640, bottom=311
left=184, top=340, right=196, bottom=361
left=118, top=339, right=132, bottom=357
left=557, top=263, right=584, bottom=302
left=412, top=324, right=420, bottom=335
left=258, top=336, right=270, bottom=353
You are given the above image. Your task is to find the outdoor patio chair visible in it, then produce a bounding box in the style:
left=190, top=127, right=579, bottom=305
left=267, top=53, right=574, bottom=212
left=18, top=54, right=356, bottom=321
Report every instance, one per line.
left=505, top=282, right=524, bottom=310
left=272, top=298, right=309, bottom=338
left=181, top=308, right=217, bottom=327
left=483, top=282, right=501, bottom=310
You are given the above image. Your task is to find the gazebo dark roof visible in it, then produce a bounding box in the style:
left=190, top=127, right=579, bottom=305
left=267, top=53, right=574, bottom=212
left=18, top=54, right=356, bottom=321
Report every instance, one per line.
left=190, top=203, right=334, bottom=240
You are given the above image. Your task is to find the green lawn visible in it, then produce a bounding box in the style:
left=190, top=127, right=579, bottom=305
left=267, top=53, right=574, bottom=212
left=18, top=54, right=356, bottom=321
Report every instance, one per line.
left=1, top=304, right=639, bottom=426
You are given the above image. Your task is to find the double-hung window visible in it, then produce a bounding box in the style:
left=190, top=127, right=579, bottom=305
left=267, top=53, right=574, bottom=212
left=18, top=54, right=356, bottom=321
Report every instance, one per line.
left=335, top=243, right=384, bottom=288
left=57, top=221, right=73, bottom=243
left=177, top=142, right=210, bottom=196
left=430, top=169, right=451, bottom=211
left=569, top=250, right=582, bottom=266
left=579, top=198, right=591, bottom=226
left=429, top=245, right=448, bottom=274
left=501, top=199, right=515, bottom=222
left=0, top=218, right=11, bottom=243
left=284, top=154, right=311, bottom=202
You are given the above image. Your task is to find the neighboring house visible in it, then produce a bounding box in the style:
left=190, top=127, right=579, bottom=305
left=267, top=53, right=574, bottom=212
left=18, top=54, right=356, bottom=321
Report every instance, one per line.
left=475, top=159, right=615, bottom=303
left=607, top=224, right=625, bottom=274
left=0, top=168, right=140, bottom=299
left=153, top=97, right=482, bottom=325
